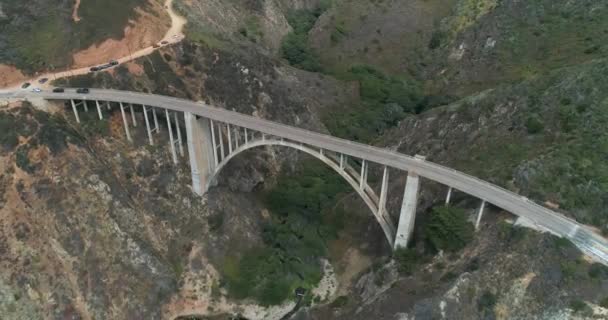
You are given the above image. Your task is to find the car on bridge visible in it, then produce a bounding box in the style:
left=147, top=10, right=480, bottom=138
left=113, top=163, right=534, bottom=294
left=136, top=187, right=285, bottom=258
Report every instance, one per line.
left=76, top=88, right=90, bottom=94
left=52, top=88, right=65, bottom=93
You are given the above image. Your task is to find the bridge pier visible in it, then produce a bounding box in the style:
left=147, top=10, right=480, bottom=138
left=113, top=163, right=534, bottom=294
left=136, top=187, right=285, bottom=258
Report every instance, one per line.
left=185, top=113, right=217, bottom=195
left=70, top=100, right=81, bottom=123
left=143, top=106, right=154, bottom=146
left=476, top=200, right=486, bottom=230
left=95, top=101, right=103, bottom=120
left=165, top=109, right=178, bottom=164
left=119, top=102, right=132, bottom=142
left=394, top=171, right=420, bottom=249
left=446, top=187, right=452, bottom=205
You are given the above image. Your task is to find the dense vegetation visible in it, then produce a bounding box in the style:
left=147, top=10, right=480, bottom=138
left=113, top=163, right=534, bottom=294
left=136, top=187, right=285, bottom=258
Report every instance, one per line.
left=0, top=0, right=148, bottom=73
left=221, top=160, right=349, bottom=305
left=323, top=65, right=423, bottom=142
left=280, top=5, right=426, bottom=142
left=425, top=206, right=474, bottom=252
left=280, top=8, right=326, bottom=72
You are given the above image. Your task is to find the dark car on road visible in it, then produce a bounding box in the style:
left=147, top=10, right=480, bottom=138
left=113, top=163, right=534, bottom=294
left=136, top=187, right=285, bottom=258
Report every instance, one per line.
left=21, top=82, right=31, bottom=89
left=76, top=88, right=90, bottom=94
left=38, top=78, right=49, bottom=84
left=52, top=88, right=65, bottom=93
left=90, top=67, right=100, bottom=72
left=109, top=60, right=119, bottom=66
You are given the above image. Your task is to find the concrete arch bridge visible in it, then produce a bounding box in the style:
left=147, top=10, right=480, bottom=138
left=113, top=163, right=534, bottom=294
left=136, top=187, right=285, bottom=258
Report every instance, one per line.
left=1, top=89, right=606, bottom=264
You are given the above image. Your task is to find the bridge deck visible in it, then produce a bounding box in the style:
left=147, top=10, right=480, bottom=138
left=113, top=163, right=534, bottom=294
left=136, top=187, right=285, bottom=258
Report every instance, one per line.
left=2, top=88, right=606, bottom=264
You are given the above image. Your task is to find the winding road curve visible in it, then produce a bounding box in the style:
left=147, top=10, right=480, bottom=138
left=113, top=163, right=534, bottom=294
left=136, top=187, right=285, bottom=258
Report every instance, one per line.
left=1, top=0, right=186, bottom=91
left=1, top=88, right=607, bottom=265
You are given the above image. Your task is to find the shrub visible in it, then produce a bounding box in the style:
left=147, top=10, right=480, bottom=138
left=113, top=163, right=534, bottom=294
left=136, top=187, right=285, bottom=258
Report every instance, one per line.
left=478, top=291, right=497, bottom=311
left=428, top=30, right=445, bottom=49
left=600, top=296, right=608, bottom=308
left=588, top=263, right=608, bottom=279
left=425, top=206, right=474, bottom=252
left=569, top=299, right=590, bottom=313
left=281, top=33, right=322, bottom=72
left=525, top=115, right=544, bottom=134
left=393, top=248, right=419, bottom=275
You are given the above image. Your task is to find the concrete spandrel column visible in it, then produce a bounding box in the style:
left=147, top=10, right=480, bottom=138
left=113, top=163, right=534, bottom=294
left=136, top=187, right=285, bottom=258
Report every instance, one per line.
left=152, top=108, right=160, bottom=133
left=210, top=119, right=218, bottom=166
left=166, top=109, right=178, bottom=164
left=95, top=100, right=103, bottom=120
left=119, top=102, right=132, bottom=142
left=394, top=171, right=420, bottom=250
left=218, top=123, right=225, bottom=161
left=378, top=166, right=389, bottom=220
left=476, top=200, right=486, bottom=230
left=174, top=112, right=184, bottom=156
left=70, top=100, right=80, bottom=123
left=227, top=124, right=233, bottom=154
left=143, top=105, right=154, bottom=146
left=359, top=160, right=367, bottom=190
left=129, top=104, right=137, bottom=127
left=445, top=187, right=452, bottom=205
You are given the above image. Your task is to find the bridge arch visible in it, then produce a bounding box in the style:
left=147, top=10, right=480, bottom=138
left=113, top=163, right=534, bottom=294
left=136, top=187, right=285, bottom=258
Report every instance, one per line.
left=207, top=138, right=396, bottom=245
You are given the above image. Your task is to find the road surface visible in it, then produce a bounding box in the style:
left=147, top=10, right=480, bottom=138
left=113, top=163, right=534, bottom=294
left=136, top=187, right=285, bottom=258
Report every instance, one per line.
left=1, top=88, right=606, bottom=264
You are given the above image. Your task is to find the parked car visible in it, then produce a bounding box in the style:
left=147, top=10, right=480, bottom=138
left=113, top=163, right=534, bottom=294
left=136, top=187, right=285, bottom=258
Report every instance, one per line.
left=90, top=67, right=100, bottom=72
left=32, top=88, right=42, bottom=93
left=52, top=88, right=65, bottom=93
left=109, top=60, right=119, bottom=66
left=21, top=82, right=31, bottom=89
left=38, top=78, right=49, bottom=84
left=76, top=88, right=90, bottom=94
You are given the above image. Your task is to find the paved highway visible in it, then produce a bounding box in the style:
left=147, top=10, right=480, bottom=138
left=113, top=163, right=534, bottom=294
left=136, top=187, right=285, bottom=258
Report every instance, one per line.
left=1, top=88, right=606, bottom=264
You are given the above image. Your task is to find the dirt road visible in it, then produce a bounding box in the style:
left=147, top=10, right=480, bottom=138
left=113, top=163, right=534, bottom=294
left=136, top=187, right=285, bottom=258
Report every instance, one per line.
left=1, top=0, right=186, bottom=91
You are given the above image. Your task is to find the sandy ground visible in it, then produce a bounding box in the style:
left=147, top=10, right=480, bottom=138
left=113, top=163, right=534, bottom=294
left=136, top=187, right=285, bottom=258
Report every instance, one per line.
left=0, top=0, right=186, bottom=91
left=0, top=65, right=28, bottom=88
left=71, top=0, right=170, bottom=68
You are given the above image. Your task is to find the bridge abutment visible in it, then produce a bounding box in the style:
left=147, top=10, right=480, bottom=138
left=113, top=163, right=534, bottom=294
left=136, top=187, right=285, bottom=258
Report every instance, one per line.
left=394, top=171, right=420, bottom=249
left=185, top=112, right=216, bottom=195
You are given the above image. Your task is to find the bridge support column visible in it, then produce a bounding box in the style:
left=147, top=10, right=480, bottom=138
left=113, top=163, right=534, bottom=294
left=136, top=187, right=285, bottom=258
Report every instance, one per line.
left=476, top=200, right=486, bottom=230
left=129, top=104, right=137, bottom=127
left=143, top=106, right=154, bottom=146
left=378, top=166, right=389, bottom=220
left=166, top=109, right=178, bottom=164
left=185, top=112, right=216, bottom=195
left=359, top=160, right=368, bottom=189
left=394, top=171, right=420, bottom=249
left=70, top=100, right=81, bottom=123
left=445, top=187, right=452, bottom=205
left=174, top=112, right=184, bottom=156
left=119, top=102, right=132, bottom=142
left=95, top=101, right=103, bottom=120
left=218, top=123, right=226, bottom=160
left=227, top=124, right=233, bottom=154
left=210, top=120, right=219, bottom=166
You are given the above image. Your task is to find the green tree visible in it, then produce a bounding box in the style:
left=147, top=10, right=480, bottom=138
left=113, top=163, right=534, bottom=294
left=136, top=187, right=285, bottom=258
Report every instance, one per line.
left=425, top=206, right=474, bottom=252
